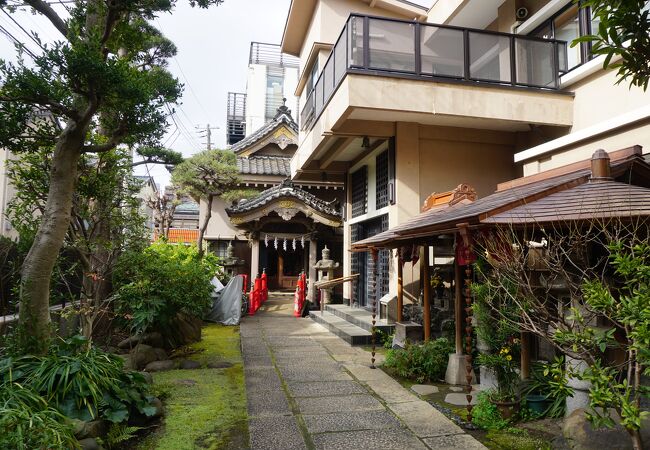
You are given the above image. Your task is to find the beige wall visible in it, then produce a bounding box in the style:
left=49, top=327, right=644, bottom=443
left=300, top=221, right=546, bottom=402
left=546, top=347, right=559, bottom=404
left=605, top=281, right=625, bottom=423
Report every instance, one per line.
left=520, top=69, right=650, bottom=175
left=570, top=70, right=650, bottom=133
left=202, top=197, right=246, bottom=241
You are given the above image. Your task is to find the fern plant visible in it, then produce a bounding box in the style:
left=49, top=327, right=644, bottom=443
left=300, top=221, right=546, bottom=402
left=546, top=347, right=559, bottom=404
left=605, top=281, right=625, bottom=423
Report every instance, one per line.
left=100, top=423, right=143, bottom=449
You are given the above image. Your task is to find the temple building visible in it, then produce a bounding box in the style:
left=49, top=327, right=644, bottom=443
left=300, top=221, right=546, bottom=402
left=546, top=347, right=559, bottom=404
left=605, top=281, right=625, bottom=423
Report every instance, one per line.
left=202, top=102, right=344, bottom=296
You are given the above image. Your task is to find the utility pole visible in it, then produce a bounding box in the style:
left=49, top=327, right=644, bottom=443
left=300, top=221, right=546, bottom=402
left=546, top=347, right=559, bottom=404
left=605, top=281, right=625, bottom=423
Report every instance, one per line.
left=195, top=123, right=220, bottom=150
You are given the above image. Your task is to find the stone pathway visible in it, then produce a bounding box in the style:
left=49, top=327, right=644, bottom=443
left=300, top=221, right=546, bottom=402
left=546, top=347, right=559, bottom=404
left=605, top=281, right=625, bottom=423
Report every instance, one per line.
left=241, top=295, right=486, bottom=450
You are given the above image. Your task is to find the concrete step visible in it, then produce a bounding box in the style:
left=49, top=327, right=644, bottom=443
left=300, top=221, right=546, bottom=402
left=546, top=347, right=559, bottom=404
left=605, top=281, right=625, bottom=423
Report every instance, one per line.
left=310, top=311, right=373, bottom=346
left=324, top=304, right=395, bottom=334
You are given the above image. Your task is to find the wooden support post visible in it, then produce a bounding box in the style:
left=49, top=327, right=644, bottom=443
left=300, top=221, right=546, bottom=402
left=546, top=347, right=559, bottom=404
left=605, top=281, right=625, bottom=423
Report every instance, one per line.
left=422, top=246, right=431, bottom=342
left=520, top=331, right=531, bottom=380
left=397, top=249, right=403, bottom=323
left=454, top=259, right=463, bottom=354
left=370, top=248, right=378, bottom=369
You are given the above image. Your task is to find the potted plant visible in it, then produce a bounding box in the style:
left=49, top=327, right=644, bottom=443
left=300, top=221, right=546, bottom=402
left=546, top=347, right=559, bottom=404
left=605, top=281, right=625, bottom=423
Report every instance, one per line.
left=523, top=356, right=573, bottom=418
left=477, top=343, right=521, bottom=419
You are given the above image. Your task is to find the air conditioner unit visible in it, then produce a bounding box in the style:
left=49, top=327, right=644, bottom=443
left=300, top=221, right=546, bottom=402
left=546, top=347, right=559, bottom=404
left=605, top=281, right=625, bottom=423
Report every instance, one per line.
left=516, top=6, right=529, bottom=21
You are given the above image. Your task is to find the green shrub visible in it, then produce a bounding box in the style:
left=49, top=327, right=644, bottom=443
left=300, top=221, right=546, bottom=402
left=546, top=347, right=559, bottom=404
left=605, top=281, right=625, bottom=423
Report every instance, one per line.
left=384, top=337, right=453, bottom=382
left=524, top=356, right=573, bottom=418
left=472, top=390, right=510, bottom=430
left=113, top=242, right=219, bottom=335
left=0, top=382, right=79, bottom=449
left=1, top=335, right=156, bottom=424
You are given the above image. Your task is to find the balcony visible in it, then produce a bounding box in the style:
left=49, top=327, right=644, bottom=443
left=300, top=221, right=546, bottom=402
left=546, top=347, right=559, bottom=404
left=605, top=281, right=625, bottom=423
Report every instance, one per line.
left=300, top=14, right=568, bottom=132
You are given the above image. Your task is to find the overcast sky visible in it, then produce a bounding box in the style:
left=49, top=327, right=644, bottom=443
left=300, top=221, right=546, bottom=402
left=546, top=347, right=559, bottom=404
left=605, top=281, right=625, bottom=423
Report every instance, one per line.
left=1, top=0, right=431, bottom=188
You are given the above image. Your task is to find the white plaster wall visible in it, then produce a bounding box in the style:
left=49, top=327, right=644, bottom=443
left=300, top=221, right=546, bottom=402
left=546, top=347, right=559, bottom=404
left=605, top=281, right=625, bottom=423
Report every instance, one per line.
left=245, top=64, right=267, bottom=136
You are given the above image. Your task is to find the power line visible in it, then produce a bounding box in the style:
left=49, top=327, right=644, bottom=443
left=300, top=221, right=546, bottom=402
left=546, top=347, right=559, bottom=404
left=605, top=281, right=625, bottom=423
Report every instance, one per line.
left=0, top=23, right=37, bottom=59
left=2, top=9, right=46, bottom=52
left=156, top=18, right=212, bottom=122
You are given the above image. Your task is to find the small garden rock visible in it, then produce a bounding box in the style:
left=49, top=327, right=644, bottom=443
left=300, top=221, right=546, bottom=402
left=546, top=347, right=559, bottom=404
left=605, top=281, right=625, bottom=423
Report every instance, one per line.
left=79, top=438, right=101, bottom=450
left=130, top=344, right=159, bottom=370
left=145, top=360, right=176, bottom=372
left=118, top=332, right=164, bottom=350
left=152, top=347, right=168, bottom=361
left=174, top=379, right=197, bottom=387
left=179, top=360, right=201, bottom=370
left=151, top=397, right=164, bottom=417
left=207, top=361, right=233, bottom=369
left=116, top=353, right=135, bottom=370
left=563, top=408, right=650, bottom=450
left=78, top=420, right=107, bottom=439
left=139, top=371, right=153, bottom=384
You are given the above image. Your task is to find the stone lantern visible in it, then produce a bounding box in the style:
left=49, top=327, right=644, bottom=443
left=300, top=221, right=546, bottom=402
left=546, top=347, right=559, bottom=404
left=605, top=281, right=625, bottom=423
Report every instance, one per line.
left=221, top=242, right=244, bottom=278
left=314, top=245, right=339, bottom=304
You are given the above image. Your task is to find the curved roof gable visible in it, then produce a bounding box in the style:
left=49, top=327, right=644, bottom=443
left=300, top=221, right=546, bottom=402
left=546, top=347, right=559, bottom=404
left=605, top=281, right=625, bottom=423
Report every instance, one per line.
left=226, top=179, right=342, bottom=227
left=230, top=103, right=298, bottom=156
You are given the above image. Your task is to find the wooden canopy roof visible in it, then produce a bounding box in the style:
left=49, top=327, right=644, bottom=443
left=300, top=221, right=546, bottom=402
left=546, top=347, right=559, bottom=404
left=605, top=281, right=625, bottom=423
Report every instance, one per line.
left=351, top=146, right=650, bottom=251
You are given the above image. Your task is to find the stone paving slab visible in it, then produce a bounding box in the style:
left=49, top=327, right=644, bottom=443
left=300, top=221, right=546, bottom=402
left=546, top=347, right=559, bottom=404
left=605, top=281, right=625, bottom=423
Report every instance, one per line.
left=287, top=380, right=368, bottom=398
left=295, top=393, right=384, bottom=415
left=311, top=428, right=428, bottom=450
left=364, top=377, right=420, bottom=404
left=411, top=384, right=439, bottom=396
left=303, top=410, right=404, bottom=433
left=242, top=296, right=485, bottom=450
left=249, top=415, right=307, bottom=450
left=247, top=390, right=291, bottom=417
left=279, top=367, right=353, bottom=382
left=388, top=400, right=466, bottom=438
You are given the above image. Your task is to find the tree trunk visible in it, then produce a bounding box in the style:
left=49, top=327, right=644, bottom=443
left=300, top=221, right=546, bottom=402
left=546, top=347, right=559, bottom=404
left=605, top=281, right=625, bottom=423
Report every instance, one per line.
left=197, top=195, right=213, bottom=258
left=18, top=128, right=83, bottom=354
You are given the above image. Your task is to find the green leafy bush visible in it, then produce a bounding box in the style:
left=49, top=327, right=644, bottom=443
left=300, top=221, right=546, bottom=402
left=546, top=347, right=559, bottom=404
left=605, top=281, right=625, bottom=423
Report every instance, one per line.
left=0, top=382, right=80, bottom=450
left=113, top=242, right=219, bottom=334
left=472, top=390, right=510, bottom=430
left=1, top=336, right=156, bottom=424
left=384, top=338, right=453, bottom=382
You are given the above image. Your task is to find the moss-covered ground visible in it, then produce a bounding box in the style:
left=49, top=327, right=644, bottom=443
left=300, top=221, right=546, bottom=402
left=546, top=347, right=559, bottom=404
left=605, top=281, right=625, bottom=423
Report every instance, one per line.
left=136, top=325, right=248, bottom=450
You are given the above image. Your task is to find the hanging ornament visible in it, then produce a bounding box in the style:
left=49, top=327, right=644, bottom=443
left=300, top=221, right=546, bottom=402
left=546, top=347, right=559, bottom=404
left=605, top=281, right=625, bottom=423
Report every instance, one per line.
left=300, top=235, right=305, bottom=249
left=283, top=238, right=287, bottom=251
left=264, top=234, right=269, bottom=247
left=274, top=236, right=278, bottom=250
left=292, top=238, right=297, bottom=251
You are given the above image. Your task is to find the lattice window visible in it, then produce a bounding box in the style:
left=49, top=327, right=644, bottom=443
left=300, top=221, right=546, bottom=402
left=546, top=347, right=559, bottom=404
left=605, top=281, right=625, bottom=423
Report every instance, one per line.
left=378, top=214, right=389, bottom=297
left=376, top=150, right=389, bottom=209
left=350, top=223, right=361, bottom=305
left=351, top=167, right=367, bottom=218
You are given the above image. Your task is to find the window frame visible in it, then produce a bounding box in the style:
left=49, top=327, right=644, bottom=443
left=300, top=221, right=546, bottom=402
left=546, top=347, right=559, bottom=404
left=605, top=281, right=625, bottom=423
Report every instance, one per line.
left=530, top=1, right=594, bottom=74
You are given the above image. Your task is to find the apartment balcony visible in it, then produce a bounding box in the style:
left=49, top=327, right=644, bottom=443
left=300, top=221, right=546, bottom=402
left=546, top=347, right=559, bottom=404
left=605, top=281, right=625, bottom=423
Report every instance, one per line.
left=293, top=14, right=574, bottom=176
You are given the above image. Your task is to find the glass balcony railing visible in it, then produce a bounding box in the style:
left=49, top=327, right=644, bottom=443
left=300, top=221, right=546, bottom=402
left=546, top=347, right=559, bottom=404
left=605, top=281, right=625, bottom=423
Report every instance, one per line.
left=300, top=14, right=568, bottom=131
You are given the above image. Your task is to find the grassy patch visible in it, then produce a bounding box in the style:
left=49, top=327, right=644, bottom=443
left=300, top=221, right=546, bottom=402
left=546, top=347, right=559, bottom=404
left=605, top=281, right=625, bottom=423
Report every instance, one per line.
left=483, top=429, right=552, bottom=450
left=136, top=324, right=247, bottom=450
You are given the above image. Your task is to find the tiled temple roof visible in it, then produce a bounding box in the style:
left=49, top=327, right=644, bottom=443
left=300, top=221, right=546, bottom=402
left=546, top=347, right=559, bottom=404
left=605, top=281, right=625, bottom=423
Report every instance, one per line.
left=226, top=179, right=341, bottom=218
left=237, top=156, right=291, bottom=176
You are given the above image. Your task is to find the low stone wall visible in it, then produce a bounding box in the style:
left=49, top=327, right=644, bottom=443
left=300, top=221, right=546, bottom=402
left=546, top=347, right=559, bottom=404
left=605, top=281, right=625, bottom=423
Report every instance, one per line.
left=0, top=304, right=80, bottom=337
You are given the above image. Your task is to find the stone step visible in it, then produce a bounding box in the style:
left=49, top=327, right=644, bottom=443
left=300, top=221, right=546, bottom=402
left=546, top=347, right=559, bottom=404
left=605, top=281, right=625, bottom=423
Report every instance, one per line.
left=324, top=304, right=395, bottom=334
left=309, top=311, right=373, bottom=346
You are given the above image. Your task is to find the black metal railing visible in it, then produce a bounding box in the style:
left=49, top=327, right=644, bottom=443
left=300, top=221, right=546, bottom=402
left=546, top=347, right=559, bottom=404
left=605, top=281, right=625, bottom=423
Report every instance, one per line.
left=300, top=14, right=568, bottom=131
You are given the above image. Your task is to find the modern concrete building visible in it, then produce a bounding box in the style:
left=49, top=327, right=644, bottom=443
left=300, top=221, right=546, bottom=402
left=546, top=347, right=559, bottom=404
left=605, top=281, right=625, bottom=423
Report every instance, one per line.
left=280, top=0, right=649, bottom=317
left=0, top=148, right=17, bottom=240
left=226, top=42, right=301, bottom=146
